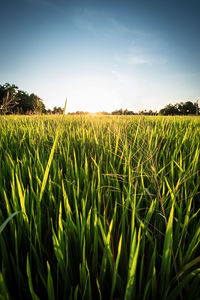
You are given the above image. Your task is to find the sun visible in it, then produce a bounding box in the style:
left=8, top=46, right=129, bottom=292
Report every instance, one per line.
left=66, top=75, right=121, bottom=113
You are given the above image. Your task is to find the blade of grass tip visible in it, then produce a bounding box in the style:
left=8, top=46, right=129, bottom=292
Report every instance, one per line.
left=0, top=211, right=21, bottom=234
left=47, top=261, right=55, bottom=300
left=74, top=285, right=79, bottom=300
left=63, top=97, right=67, bottom=117
left=39, top=98, right=67, bottom=202
left=15, top=174, right=28, bottom=223
left=0, top=272, right=10, bottom=300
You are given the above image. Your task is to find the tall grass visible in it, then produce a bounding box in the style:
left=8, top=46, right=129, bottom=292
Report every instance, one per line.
left=0, top=115, right=200, bottom=299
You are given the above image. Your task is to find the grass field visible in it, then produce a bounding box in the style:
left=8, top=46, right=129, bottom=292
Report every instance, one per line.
left=0, top=115, right=200, bottom=300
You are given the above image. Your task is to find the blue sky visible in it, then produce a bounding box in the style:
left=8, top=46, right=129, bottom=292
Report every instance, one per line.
left=0, top=0, right=200, bottom=112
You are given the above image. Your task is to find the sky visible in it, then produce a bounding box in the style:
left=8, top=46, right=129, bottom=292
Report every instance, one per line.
left=0, top=0, right=200, bottom=113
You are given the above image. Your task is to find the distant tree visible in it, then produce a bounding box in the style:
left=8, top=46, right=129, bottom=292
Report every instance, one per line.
left=0, top=91, right=17, bottom=114
left=124, top=109, right=138, bottom=115
left=180, top=101, right=198, bottom=115
left=30, top=94, right=46, bottom=114
left=46, top=109, right=53, bottom=114
left=159, top=101, right=199, bottom=115
left=0, top=83, right=47, bottom=114
left=127, top=110, right=136, bottom=115
left=96, top=111, right=109, bottom=115
left=0, top=83, right=19, bottom=114
left=111, top=109, right=123, bottom=115
left=196, top=101, right=199, bottom=115
left=0, top=83, right=19, bottom=100
left=52, top=106, right=64, bottom=114
left=139, top=110, right=158, bottom=116
left=75, top=111, right=89, bottom=115
left=159, top=104, right=178, bottom=115
left=15, top=90, right=32, bottom=113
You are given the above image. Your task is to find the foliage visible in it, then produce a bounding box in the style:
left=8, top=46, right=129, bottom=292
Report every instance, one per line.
left=68, top=111, right=89, bottom=115
left=0, top=83, right=46, bottom=114
left=159, top=101, right=199, bottom=115
left=51, top=107, right=64, bottom=114
left=0, top=83, right=19, bottom=114
left=0, top=115, right=200, bottom=299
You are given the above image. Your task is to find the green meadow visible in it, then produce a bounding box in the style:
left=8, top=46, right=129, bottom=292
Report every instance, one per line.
left=0, top=115, right=200, bottom=299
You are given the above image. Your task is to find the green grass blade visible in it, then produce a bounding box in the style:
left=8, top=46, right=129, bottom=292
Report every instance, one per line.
left=47, top=261, right=55, bottom=300
left=110, top=234, right=122, bottom=300
left=39, top=99, right=67, bottom=202
left=26, top=255, right=40, bottom=300
left=124, top=226, right=141, bottom=300
left=0, top=211, right=21, bottom=234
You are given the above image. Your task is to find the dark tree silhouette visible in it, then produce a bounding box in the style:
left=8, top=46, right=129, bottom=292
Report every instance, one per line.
left=0, top=83, right=19, bottom=114
left=159, top=101, right=199, bottom=115
left=52, top=106, right=64, bottom=114
left=0, top=83, right=46, bottom=114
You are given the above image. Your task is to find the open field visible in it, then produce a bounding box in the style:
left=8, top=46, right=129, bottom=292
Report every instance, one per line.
left=0, top=115, right=200, bottom=299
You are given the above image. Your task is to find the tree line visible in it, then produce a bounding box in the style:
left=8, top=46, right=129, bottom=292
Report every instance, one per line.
left=0, top=83, right=64, bottom=115
left=110, top=101, right=199, bottom=115
left=69, top=103, right=199, bottom=116
left=159, top=101, right=199, bottom=115
left=0, top=82, right=199, bottom=115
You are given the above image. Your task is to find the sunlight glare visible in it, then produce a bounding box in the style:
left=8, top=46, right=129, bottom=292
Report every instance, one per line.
left=67, top=76, right=120, bottom=113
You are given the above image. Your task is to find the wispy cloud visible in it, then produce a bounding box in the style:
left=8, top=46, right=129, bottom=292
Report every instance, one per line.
left=127, top=55, right=152, bottom=65
left=73, top=9, right=132, bottom=38
left=72, top=9, right=168, bottom=66
left=114, top=53, right=152, bottom=65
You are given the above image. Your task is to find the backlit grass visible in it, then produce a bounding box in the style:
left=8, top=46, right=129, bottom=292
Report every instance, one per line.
left=0, top=115, right=200, bottom=299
